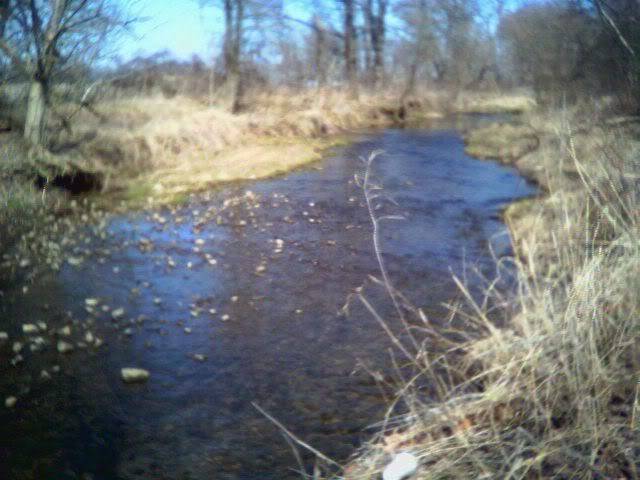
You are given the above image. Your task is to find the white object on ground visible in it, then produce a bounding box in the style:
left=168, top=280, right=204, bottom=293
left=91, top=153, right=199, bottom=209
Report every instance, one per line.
left=121, top=368, right=150, bottom=383
left=382, top=452, right=419, bottom=480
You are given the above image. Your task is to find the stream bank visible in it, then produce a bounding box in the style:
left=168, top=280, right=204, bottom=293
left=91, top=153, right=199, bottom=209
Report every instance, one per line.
left=0, top=118, right=536, bottom=479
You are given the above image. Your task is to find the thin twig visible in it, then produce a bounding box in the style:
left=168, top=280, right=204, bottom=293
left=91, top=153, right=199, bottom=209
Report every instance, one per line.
left=252, top=402, right=341, bottom=468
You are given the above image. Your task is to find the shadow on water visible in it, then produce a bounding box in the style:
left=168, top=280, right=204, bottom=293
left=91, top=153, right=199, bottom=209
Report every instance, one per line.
left=0, top=121, right=536, bottom=479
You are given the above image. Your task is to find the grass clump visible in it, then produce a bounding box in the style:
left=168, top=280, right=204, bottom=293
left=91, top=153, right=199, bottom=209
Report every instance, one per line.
left=339, top=108, right=640, bottom=479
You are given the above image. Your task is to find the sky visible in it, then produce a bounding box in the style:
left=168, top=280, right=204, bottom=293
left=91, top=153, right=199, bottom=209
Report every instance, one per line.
left=115, top=0, right=521, bottom=64
left=116, top=0, right=314, bottom=63
left=116, top=1, right=219, bottom=62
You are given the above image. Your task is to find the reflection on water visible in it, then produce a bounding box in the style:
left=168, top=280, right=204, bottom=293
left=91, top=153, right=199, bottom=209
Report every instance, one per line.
left=0, top=125, right=535, bottom=479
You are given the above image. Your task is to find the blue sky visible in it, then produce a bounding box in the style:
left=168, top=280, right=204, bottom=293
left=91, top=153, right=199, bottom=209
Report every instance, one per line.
left=117, top=1, right=219, bottom=62
left=116, top=0, right=520, bottom=64
left=117, top=0, right=315, bottom=63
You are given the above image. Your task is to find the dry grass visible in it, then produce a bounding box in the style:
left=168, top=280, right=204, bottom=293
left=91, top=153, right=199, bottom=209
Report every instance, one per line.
left=51, top=89, right=439, bottom=201
left=46, top=87, right=531, bottom=202
left=336, top=108, right=640, bottom=479
left=454, top=90, right=538, bottom=114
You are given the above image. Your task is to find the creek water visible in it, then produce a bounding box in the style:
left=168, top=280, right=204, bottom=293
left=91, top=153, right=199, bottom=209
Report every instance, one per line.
left=0, top=120, right=536, bottom=479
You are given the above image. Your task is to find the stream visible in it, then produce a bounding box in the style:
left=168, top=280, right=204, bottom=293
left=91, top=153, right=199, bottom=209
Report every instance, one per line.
left=0, top=119, right=536, bottom=479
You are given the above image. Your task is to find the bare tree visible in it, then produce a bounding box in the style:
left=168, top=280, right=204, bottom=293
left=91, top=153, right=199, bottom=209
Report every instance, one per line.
left=222, top=0, right=244, bottom=112
left=312, top=14, right=329, bottom=87
left=342, top=0, right=358, bottom=97
left=362, top=0, right=388, bottom=88
left=0, top=0, right=124, bottom=146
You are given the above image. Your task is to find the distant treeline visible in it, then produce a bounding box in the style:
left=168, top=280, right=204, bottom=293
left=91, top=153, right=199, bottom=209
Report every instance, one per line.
left=1, top=0, right=638, bottom=145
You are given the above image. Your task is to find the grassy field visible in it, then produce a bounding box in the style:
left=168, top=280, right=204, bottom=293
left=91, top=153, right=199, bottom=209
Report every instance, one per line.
left=339, top=107, right=640, bottom=479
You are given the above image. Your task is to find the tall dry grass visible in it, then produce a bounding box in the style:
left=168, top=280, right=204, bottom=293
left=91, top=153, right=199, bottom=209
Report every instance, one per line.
left=339, top=109, right=640, bottom=479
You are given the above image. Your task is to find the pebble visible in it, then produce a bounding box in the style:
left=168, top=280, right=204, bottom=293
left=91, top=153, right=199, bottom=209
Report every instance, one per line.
left=383, top=452, right=419, bottom=480
left=67, top=257, right=83, bottom=266
left=0, top=331, right=8, bottom=342
left=5, top=396, right=17, bottom=408
left=30, top=337, right=46, bottom=352
left=58, top=325, right=72, bottom=336
left=85, top=332, right=95, bottom=344
left=57, top=340, right=74, bottom=354
left=22, top=324, right=38, bottom=334
left=121, top=368, right=150, bottom=383
left=193, top=354, right=207, bottom=362
left=12, top=342, right=23, bottom=353
left=85, top=298, right=99, bottom=307
left=112, top=308, right=125, bottom=319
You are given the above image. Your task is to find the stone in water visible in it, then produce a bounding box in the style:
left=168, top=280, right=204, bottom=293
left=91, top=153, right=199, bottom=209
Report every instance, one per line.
left=57, top=340, right=74, bottom=354
left=121, top=368, right=150, bottom=383
left=22, top=324, right=38, bottom=334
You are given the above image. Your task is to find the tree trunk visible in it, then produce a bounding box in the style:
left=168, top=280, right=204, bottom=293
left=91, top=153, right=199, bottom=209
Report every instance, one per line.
left=230, top=0, right=244, bottom=113
left=363, top=0, right=386, bottom=88
left=24, top=79, right=48, bottom=146
left=313, top=16, right=328, bottom=87
left=343, top=0, right=358, bottom=98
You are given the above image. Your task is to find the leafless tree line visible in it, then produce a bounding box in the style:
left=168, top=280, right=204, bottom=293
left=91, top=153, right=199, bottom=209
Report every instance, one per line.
left=1, top=0, right=638, bottom=148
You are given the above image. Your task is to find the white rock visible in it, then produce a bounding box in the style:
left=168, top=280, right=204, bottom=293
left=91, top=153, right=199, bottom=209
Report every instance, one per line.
left=85, top=331, right=95, bottom=343
left=112, top=308, right=125, bottom=319
left=193, top=354, right=207, bottom=362
left=30, top=336, right=46, bottom=352
left=67, top=256, right=83, bottom=266
left=37, top=321, right=47, bottom=331
left=121, top=368, right=150, bottom=383
left=40, top=370, right=51, bottom=380
left=12, top=342, right=23, bottom=353
left=58, top=325, right=72, bottom=336
left=19, top=259, right=30, bottom=268
left=5, top=396, right=17, bottom=408
left=0, top=331, right=8, bottom=342
left=382, top=452, right=419, bottom=480
left=57, top=340, right=74, bottom=354
left=85, top=298, right=99, bottom=307
left=22, top=324, right=38, bottom=334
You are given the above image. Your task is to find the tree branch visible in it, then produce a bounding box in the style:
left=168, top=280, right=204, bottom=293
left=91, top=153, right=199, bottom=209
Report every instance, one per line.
left=0, top=37, right=32, bottom=74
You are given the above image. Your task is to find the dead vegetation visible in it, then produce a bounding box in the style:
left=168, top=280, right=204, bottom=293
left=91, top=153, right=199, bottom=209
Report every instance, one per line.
left=1, top=87, right=535, bottom=206
left=336, top=108, right=640, bottom=479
